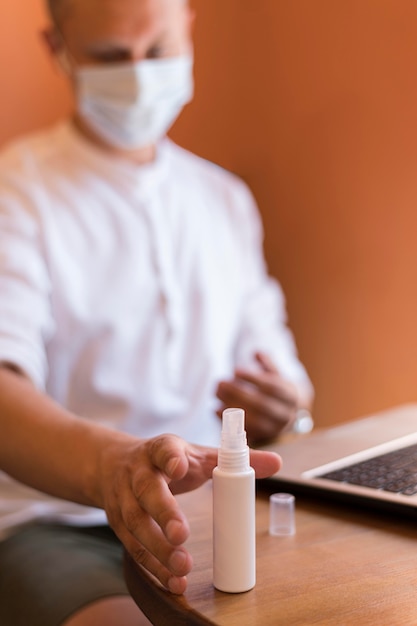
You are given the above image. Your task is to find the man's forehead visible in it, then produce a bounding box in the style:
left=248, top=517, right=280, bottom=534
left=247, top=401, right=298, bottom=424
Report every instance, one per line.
left=51, top=0, right=190, bottom=57
left=48, top=0, right=186, bottom=21
left=48, top=0, right=185, bottom=42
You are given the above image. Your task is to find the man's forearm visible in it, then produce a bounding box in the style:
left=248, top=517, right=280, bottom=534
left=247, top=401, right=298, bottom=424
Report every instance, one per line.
left=0, top=366, right=125, bottom=508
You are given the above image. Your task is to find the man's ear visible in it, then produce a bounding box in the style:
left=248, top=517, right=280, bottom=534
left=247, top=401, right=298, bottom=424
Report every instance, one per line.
left=186, top=7, right=196, bottom=35
left=40, top=26, right=63, bottom=57
left=39, top=26, right=71, bottom=75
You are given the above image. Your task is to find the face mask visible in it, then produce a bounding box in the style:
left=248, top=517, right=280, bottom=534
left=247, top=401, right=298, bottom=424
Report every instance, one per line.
left=75, top=55, right=194, bottom=150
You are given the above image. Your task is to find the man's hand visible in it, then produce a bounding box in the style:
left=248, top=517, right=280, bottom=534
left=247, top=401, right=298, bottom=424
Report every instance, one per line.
left=216, top=352, right=300, bottom=445
left=97, top=433, right=281, bottom=594
left=0, top=367, right=281, bottom=595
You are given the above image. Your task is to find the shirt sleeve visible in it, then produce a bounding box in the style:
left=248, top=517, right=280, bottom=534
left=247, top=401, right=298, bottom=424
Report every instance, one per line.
left=0, top=159, right=54, bottom=389
left=232, top=179, right=314, bottom=402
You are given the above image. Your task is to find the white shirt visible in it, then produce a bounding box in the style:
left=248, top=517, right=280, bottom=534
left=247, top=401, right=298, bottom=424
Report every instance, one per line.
left=0, top=122, right=313, bottom=536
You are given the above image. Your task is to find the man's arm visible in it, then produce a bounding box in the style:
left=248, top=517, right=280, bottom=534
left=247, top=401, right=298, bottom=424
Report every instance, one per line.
left=0, top=365, right=281, bottom=593
left=216, top=179, right=313, bottom=444
left=217, top=352, right=313, bottom=445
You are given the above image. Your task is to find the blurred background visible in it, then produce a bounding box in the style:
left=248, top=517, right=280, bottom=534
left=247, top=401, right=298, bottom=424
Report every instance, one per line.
left=2, top=0, right=417, bottom=427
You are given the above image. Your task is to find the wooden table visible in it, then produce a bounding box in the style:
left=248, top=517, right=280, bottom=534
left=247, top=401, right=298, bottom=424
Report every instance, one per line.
left=124, top=481, right=417, bottom=626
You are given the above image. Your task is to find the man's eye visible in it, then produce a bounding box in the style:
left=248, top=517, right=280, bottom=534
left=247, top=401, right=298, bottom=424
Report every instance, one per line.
left=146, top=46, right=165, bottom=59
left=92, top=50, right=131, bottom=63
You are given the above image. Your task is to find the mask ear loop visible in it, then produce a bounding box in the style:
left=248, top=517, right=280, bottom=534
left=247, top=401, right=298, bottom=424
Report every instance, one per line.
left=56, top=47, right=73, bottom=76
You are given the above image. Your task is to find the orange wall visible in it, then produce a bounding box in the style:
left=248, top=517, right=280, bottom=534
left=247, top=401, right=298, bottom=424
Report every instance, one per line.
left=3, top=0, right=417, bottom=426
left=0, top=1, right=71, bottom=143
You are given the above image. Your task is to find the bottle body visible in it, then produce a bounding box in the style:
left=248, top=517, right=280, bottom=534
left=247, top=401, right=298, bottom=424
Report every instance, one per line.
left=212, top=466, right=256, bottom=593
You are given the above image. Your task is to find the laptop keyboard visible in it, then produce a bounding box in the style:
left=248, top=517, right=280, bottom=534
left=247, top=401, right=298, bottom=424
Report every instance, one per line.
left=318, top=443, right=417, bottom=495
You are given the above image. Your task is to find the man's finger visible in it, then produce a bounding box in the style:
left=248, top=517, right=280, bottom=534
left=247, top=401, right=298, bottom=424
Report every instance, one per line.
left=117, top=522, right=189, bottom=594
left=249, top=449, right=281, bottom=477
left=130, top=468, right=190, bottom=545
left=217, top=379, right=291, bottom=420
left=255, top=351, right=280, bottom=373
left=148, top=434, right=190, bottom=481
left=230, top=370, right=297, bottom=405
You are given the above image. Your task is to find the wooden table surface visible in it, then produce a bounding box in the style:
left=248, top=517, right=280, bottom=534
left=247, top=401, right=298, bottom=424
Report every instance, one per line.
left=124, top=481, right=417, bottom=626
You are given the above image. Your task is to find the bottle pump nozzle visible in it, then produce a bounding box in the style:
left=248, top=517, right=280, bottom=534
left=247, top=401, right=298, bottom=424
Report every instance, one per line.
left=221, top=408, right=247, bottom=450
left=218, top=408, right=250, bottom=471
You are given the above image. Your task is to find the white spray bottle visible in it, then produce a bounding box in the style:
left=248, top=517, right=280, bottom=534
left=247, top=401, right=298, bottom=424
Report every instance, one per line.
left=212, top=407, right=256, bottom=593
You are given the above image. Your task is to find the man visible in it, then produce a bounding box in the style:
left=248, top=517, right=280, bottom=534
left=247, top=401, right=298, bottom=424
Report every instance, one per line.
left=0, top=0, right=312, bottom=624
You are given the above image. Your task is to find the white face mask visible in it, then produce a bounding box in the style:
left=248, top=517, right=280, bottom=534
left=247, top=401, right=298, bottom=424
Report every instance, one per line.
left=75, top=55, right=194, bottom=150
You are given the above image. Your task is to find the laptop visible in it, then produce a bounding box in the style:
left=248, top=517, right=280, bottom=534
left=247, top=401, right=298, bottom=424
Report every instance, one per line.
left=260, top=403, right=417, bottom=517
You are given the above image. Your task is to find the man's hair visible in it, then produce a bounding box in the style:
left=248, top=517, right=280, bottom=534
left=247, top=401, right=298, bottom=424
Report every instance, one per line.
left=45, top=0, right=64, bottom=25
left=46, top=0, right=61, bottom=22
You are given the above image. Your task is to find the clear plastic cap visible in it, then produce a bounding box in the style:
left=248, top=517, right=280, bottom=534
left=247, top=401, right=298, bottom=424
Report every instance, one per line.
left=269, top=493, right=296, bottom=536
left=218, top=408, right=250, bottom=471
left=220, top=408, right=247, bottom=451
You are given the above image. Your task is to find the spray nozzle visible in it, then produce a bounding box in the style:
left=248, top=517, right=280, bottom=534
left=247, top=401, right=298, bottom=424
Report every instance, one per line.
left=220, top=408, right=247, bottom=451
